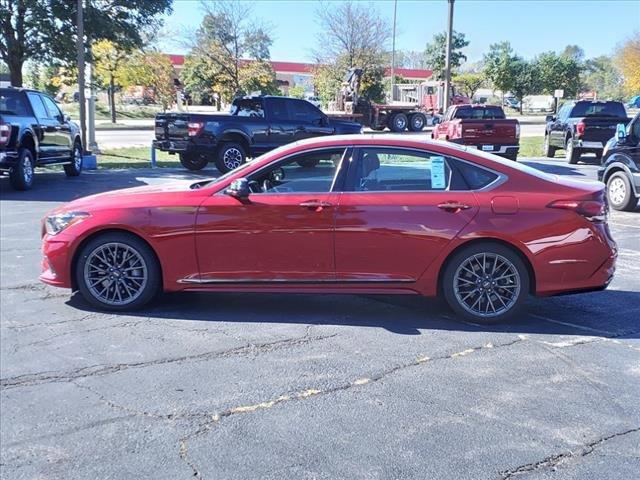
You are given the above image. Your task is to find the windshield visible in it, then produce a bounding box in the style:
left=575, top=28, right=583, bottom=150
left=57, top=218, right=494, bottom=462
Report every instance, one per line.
left=0, top=90, right=30, bottom=116
left=571, top=101, right=626, bottom=118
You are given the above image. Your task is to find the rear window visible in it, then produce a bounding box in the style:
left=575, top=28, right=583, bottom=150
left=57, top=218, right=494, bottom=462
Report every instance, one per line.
left=454, top=106, right=506, bottom=120
left=451, top=159, right=499, bottom=189
left=0, top=90, right=30, bottom=116
left=570, top=102, right=626, bottom=118
left=230, top=98, right=264, bottom=118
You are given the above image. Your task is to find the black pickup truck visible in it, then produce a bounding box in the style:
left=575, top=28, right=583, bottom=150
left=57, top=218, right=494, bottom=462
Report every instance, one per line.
left=153, top=95, right=363, bottom=173
left=1, top=87, right=83, bottom=190
left=543, top=100, right=629, bottom=164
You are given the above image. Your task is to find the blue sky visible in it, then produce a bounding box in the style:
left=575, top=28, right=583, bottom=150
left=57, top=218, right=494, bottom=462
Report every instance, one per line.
left=159, top=0, right=640, bottom=63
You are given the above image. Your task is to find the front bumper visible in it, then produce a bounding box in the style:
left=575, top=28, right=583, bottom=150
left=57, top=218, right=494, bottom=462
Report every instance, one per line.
left=39, top=235, right=74, bottom=289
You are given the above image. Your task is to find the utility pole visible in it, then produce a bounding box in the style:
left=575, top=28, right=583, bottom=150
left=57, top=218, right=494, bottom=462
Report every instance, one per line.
left=443, top=0, right=454, bottom=112
left=76, top=0, right=87, bottom=152
left=389, top=0, right=397, bottom=103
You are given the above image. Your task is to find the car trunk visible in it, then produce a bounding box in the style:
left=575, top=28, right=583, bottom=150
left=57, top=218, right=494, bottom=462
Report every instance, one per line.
left=154, top=113, right=220, bottom=141
left=461, top=119, right=517, bottom=144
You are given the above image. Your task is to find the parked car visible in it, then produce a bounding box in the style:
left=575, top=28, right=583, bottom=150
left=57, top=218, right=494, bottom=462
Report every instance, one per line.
left=627, top=95, right=640, bottom=108
left=153, top=95, right=363, bottom=173
left=503, top=97, right=520, bottom=110
left=543, top=100, right=630, bottom=164
left=40, top=135, right=616, bottom=323
left=431, top=105, right=520, bottom=160
left=598, top=112, right=639, bottom=211
left=0, top=87, right=83, bottom=190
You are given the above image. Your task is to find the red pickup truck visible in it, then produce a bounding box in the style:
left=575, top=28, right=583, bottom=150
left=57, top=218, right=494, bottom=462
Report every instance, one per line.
left=432, top=105, right=520, bottom=160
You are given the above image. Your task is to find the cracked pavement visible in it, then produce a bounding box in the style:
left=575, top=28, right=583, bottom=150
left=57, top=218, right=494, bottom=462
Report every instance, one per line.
left=1, top=161, right=639, bottom=479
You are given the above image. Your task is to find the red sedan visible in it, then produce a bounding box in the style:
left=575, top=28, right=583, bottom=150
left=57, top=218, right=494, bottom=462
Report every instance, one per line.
left=40, top=135, right=616, bottom=323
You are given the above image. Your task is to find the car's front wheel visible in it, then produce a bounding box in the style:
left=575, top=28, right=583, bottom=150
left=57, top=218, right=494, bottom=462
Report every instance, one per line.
left=607, top=171, right=638, bottom=211
left=75, top=232, right=161, bottom=311
left=442, top=243, right=529, bottom=324
left=215, top=142, right=247, bottom=173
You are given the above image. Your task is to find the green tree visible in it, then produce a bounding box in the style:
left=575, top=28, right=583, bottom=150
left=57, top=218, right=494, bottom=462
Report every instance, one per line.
left=510, top=60, right=541, bottom=113
left=452, top=72, right=486, bottom=100
left=119, top=51, right=175, bottom=111
left=483, top=42, right=519, bottom=97
left=93, top=40, right=129, bottom=123
left=0, top=0, right=172, bottom=87
left=238, top=60, right=280, bottom=96
left=535, top=51, right=582, bottom=98
left=424, top=31, right=469, bottom=80
left=582, top=55, right=625, bottom=100
left=288, top=85, right=306, bottom=99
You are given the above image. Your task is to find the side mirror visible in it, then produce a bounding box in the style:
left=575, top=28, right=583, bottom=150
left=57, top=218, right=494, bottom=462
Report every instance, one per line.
left=616, top=123, right=627, bottom=142
left=225, top=178, right=250, bottom=200
left=63, top=114, right=71, bottom=123
left=545, top=115, right=555, bottom=123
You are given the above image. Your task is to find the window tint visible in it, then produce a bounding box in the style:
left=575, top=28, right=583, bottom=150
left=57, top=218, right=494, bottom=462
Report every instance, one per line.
left=454, top=106, right=505, bottom=120
left=451, top=159, right=499, bottom=190
left=230, top=98, right=264, bottom=118
left=0, top=91, right=30, bottom=116
left=570, top=101, right=626, bottom=118
left=349, top=148, right=453, bottom=192
left=248, top=148, right=345, bottom=193
left=40, top=95, right=62, bottom=119
left=26, top=93, right=49, bottom=120
left=290, top=100, right=322, bottom=123
left=268, top=98, right=289, bottom=121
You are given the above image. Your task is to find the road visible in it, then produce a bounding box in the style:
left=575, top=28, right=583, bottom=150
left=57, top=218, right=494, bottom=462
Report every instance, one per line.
left=1, top=159, right=638, bottom=479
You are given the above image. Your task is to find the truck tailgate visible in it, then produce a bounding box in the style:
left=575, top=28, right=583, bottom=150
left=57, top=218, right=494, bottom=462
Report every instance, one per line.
left=154, top=113, right=192, bottom=141
left=461, top=119, right=518, bottom=144
left=582, top=117, right=627, bottom=145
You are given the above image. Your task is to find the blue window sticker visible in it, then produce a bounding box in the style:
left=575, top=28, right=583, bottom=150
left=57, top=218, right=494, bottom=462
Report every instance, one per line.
left=431, top=156, right=446, bottom=189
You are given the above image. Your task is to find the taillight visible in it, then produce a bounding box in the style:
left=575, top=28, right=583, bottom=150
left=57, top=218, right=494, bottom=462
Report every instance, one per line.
left=515, top=123, right=520, bottom=139
left=0, top=122, right=11, bottom=145
left=187, top=122, right=204, bottom=137
left=548, top=199, right=607, bottom=223
left=576, top=121, right=585, bottom=138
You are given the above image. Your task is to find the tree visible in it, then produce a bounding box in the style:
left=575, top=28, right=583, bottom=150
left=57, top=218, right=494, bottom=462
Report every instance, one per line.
left=483, top=42, right=519, bottom=96
left=535, top=51, right=582, bottom=98
left=119, top=51, right=175, bottom=111
left=185, top=1, right=273, bottom=103
left=424, top=31, right=469, bottom=79
left=561, top=45, right=585, bottom=64
left=238, top=60, right=280, bottom=96
left=615, top=33, right=640, bottom=96
left=288, top=85, right=306, bottom=99
left=582, top=55, right=625, bottom=100
left=0, top=0, right=172, bottom=87
left=313, top=1, right=391, bottom=103
left=93, top=40, right=129, bottom=123
left=452, top=72, right=485, bottom=100
left=510, top=60, right=541, bottom=113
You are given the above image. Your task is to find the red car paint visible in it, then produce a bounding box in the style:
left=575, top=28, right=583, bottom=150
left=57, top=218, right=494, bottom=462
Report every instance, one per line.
left=40, top=135, right=616, bottom=300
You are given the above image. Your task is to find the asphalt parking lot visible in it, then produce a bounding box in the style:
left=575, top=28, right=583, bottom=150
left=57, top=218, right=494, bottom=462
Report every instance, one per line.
left=1, top=158, right=638, bottom=479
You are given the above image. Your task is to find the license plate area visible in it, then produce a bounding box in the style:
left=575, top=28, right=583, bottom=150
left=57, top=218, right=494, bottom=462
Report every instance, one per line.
left=481, top=145, right=494, bottom=151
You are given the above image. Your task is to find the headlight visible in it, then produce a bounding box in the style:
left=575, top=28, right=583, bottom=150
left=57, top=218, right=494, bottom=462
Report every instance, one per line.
left=45, top=211, right=90, bottom=236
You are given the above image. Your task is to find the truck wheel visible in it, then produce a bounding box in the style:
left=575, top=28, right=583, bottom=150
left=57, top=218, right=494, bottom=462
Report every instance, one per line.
left=215, top=142, right=246, bottom=173
left=64, top=141, right=83, bottom=177
left=179, top=152, right=209, bottom=171
left=542, top=134, right=556, bottom=158
left=607, top=172, right=638, bottom=211
left=566, top=138, right=580, bottom=164
left=389, top=113, right=408, bottom=132
left=9, top=148, right=35, bottom=191
left=408, top=113, right=426, bottom=132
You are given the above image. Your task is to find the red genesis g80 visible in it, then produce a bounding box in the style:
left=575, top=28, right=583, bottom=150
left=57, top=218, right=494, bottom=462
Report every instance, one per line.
left=40, top=135, right=617, bottom=323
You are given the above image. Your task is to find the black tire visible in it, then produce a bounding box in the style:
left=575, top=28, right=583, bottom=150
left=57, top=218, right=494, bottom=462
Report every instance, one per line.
left=215, top=142, right=247, bottom=173
left=370, top=125, right=386, bottom=131
left=442, top=242, right=530, bottom=324
left=566, top=138, right=580, bottom=164
left=388, top=113, right=408, bottom=132
left=297, top=158, right=320, bottom=168
left=607, top=171, right=639, bottom=212
left=504, top=153, right=518, bottom=161
left=542, top=134, right=556, bottom=158
left=75, top=232, right=161, bottom=311
left=179, top=152, right=209, bottom=171
left=9, top=148, right=35, bottom=191
left=408, top=113, right=426, bottom=132
left=64, top=141, right=83, bottom=177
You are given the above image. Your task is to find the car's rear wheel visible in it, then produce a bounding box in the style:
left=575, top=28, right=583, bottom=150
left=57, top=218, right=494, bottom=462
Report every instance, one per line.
left=389, top=113, right=408, bottom=132
left=75, top=232, right=161, bottom=311
left=64, top=141, right=83, bottom=177
left=408, top=113, right=426, bottom=132
left=607, top=172, right=638, bottom=211
left=566, top=138, right=580, bottom=164
left=179, top=152, right=209, bottom=171
left=443, top=243, right=529, bottom=324
left=9, top=148, right=35, bottom=191
left=543, top=134, right=556, bottom=158
left=215, top=142, right=246, bottom=173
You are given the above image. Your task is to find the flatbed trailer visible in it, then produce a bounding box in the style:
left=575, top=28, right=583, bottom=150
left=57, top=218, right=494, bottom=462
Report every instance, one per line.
left=327, top=104, right=437, bottom=132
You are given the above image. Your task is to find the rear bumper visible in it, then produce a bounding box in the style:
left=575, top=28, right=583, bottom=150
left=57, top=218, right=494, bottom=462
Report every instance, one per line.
left=0, top=150, right=20, bottom=170
left=577, top=140, right=604, bottom=150
left=455, top=142, right=519, bottom=157
left=152, top=139, right=217, bottom=155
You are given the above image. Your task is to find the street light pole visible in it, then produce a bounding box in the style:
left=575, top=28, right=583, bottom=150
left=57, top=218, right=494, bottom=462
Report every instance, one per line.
left=443, top=0, right=454, bottom=112
left=76, top=0, right=87, bottom=152
left=390, top=0, right=397, bottom=103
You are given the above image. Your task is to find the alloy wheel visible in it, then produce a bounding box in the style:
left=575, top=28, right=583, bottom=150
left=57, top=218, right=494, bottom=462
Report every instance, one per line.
left=223, top=148, right=243, bottom=170
left=74, top=146, right=82, bottom=168
left=83, top=242, right=148, bottom=306
left=453, top=253, right=521, bottom=318
left=22, top=156, right=33, bottom=183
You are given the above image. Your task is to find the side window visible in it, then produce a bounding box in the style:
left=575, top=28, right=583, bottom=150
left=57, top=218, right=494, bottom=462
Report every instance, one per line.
left=632, top=119, right=640, bottom=141
left=40, top=95, right=62, bottom=120
left=231, top=98, right=264, bottom=118
left=450, top=159, right=499, bottom=190
left=290, top=100, right=322, bottom=123
left=27, top=93, right=49, bottom=120
left=268, top=98, right=289, bottom=121
left=248, top=148, right=345, bottom=194
left=348, top=148, right=453, bottom=192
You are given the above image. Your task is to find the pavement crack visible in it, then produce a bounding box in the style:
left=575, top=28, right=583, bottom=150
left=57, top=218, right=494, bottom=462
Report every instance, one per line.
left=0, top=333, right=338, bottom=390
left=497, top=426, right=640, bottom=478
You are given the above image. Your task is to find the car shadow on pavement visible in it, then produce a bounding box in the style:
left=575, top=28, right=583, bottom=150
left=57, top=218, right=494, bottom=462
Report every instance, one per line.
left=66, top=288, right=640, bottom=338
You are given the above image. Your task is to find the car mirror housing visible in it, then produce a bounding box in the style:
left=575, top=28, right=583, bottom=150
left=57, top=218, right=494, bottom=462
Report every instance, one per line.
left=225, top=178, right=250, bottom=200
left=616, top=123, right=627, bottom=143
left=545, top=115, right=555, bottom=123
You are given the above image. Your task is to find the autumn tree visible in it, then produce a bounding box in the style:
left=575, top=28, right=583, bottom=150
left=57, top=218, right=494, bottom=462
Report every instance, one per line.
left=615, top=33, right=640, bottom=96
left=93, top=40, right=129, bottom=123
left=119, top=51, right=176, bottom=111
left=424, top=31, right=469, bottom=79
left=452, top=72, right=485, bottom=100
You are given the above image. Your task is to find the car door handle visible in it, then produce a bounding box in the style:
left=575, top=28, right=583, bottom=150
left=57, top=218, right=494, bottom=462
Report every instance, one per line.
left=300, top=200, right=333, bottom=211
left=437, top=202, right=471, bottom=212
